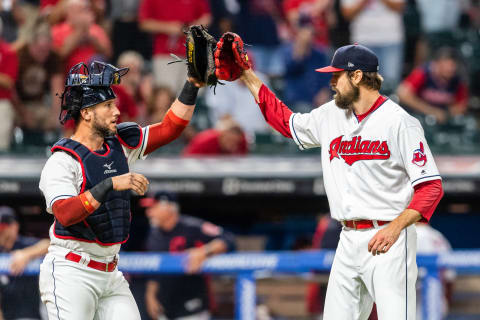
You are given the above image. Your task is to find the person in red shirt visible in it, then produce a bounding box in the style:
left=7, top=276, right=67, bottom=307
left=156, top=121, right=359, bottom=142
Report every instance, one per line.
left=0, top=34, right=18, bottom=151
left=51, top=0, right=111, bottom=75
left=138, top=0, right=211, bottom=94
left=183, top=117, right=248, bottom=156
left=397, top=47, right=468, bottom=124
left=15, top=20, right=64, bottom=135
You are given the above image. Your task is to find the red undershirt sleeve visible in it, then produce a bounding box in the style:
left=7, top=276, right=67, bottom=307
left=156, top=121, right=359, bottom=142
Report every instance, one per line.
left=257, top=84, right=293, bottom=138
left=52, top=193, right=96, bottom=227
left=407, top=179, right=443, bottom=222
left=144, top=110, right=189, bottom=155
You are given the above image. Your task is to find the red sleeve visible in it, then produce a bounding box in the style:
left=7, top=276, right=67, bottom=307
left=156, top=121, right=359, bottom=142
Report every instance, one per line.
left=144, top=110, right=189, bottom=155
left=258, top=84, right=293, bottom=138
left=455, top=82, right=468, bottom=106
left=52, top=193, right=94, bottom=227
left=402, top=68, right=426, bottom=94
left=407, top=179, right=443, bottom=222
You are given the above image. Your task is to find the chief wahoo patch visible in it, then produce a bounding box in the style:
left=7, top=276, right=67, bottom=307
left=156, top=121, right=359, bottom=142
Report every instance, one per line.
left=412, top=142, right=427, bottom=167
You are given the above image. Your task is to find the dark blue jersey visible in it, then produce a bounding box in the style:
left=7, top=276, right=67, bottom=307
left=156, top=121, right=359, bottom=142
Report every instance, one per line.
left=0, top=236, right=44, bottom=319
left=146, top=215, right=235, bottom=318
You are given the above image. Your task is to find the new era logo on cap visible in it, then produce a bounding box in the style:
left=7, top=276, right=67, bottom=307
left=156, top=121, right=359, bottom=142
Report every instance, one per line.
left=316, top=44, right=379, bottom=73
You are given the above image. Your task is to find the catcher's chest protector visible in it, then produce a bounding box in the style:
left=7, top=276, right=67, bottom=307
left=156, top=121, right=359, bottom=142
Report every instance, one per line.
left=51, top=137, right=131, bottom=245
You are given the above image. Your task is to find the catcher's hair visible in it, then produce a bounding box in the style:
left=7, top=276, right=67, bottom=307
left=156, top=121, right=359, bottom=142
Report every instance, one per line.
left=348, top=71, right=383, bottom=91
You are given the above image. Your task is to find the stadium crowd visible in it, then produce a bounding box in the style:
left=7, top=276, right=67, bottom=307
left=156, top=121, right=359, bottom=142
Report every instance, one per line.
left=0, top=0, right=478, bottom=155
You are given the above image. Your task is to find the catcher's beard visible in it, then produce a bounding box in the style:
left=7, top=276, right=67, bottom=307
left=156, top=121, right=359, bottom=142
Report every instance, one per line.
left=92, top=112, right=117, bottom=138
left=334, top=78, right=360, bottom=111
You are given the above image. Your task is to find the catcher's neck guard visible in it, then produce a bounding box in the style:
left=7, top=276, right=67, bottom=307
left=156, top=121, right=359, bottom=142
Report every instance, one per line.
left=59, top=61, right=129, bottom=125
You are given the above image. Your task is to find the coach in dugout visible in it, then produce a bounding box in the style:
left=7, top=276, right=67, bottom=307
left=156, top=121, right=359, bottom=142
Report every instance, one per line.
left=0, top=206, right=50, bottom=320
left=142, top=191, right=235, bottom=320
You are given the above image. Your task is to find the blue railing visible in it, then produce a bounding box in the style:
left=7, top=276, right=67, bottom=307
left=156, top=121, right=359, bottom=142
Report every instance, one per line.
left=1, top=250, right=480, bottom=320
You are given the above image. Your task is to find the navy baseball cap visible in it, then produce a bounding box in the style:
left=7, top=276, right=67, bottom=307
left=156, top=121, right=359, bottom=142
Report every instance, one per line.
left=316, top=44, right=379, bottom=73
left=0, top=206, right=17, bottom=227
left=140, top=191, right=178, bottom=208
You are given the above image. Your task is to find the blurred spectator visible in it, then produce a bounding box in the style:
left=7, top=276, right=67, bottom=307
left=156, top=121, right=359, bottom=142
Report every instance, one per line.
left=204, top=71, right=270, bottom=140
left=147, top=86, right=175, bottom=124
left=41, top=0, right=106, bottom=26
left=281, top=16, right=331, bottom=112
left=208, top=0, right=234, bottom=38
left=117, top=50, right=152, bottom=122
left=416, top=0, right=462, bottom=36
left=111, top=84, right=138, bottom=123
left=341, top=0, right=405, bottom=89
left=465, top=0, right=480, bottom=29
left=415, top=221, right=455, bottom=320
left=40, top=0, right=69, bottom=24
left=396, top=47, right=468, bottom=124
left=14, top=19, right=63, bottom=138
left=0, top=22, right=18, bottom=151
left=236, top=0, right=285, bottom=77
left=109, top=0, right=152, bottom=62
left=183, top=117, right=248, bottom=156
left=0, top=0, right=38, bottom=46
left=413, top=0, right=464, bottom=64
left=141, top=191, right=235, bottom=320
left=283, top=0, right=333, bottom=49
left=51, top=0, right=112, bottom=75
left=138, top=0, right=211, bottom=94
left=328, top=0, right=350, bottom=49
left=0, top=206, right=50, bottom=319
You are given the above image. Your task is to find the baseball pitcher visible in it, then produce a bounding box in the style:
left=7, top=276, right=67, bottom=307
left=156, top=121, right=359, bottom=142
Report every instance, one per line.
left=214, top=38, right=444, bottom=319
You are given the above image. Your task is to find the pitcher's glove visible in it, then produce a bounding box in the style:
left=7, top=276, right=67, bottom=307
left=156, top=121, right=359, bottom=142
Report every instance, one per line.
left=214, top=32, right=251, bottom=81
left=170, top=25, right=218, bottom=87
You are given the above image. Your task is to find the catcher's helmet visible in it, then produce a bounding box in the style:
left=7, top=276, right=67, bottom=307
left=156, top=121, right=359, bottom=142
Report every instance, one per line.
left=59, top=61, right=129, bottom=124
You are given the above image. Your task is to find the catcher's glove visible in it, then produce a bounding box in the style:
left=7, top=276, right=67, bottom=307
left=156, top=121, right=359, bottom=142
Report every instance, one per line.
left=175, top=25, right=218, bottom=87
left=214, top=32, right=251, bottom=81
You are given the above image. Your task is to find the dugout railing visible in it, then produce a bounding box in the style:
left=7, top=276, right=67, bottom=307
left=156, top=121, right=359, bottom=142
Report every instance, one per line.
left=1, top=250, right=479, bottom=320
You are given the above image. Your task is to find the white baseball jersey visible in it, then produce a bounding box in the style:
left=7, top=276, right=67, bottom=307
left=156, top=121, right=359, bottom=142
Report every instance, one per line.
left=38, top=126, right=149, bottom=257
left=289, top=98, right=441, bottom=221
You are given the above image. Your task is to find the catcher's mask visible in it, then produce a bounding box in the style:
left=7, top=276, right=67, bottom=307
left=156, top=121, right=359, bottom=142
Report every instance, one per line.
left=59, top=61, right=129, bottom=125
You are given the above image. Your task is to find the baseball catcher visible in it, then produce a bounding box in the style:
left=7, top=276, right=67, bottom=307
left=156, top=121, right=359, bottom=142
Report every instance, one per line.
left=38, top=58, right=205, bottom=320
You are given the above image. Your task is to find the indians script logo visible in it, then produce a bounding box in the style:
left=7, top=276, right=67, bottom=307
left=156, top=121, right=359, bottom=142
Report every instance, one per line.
left=329, top=135, right=390, bottom=166
left=412, top=142, right=427, bottom=167
left=103, top=161, right=117, bottom=174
